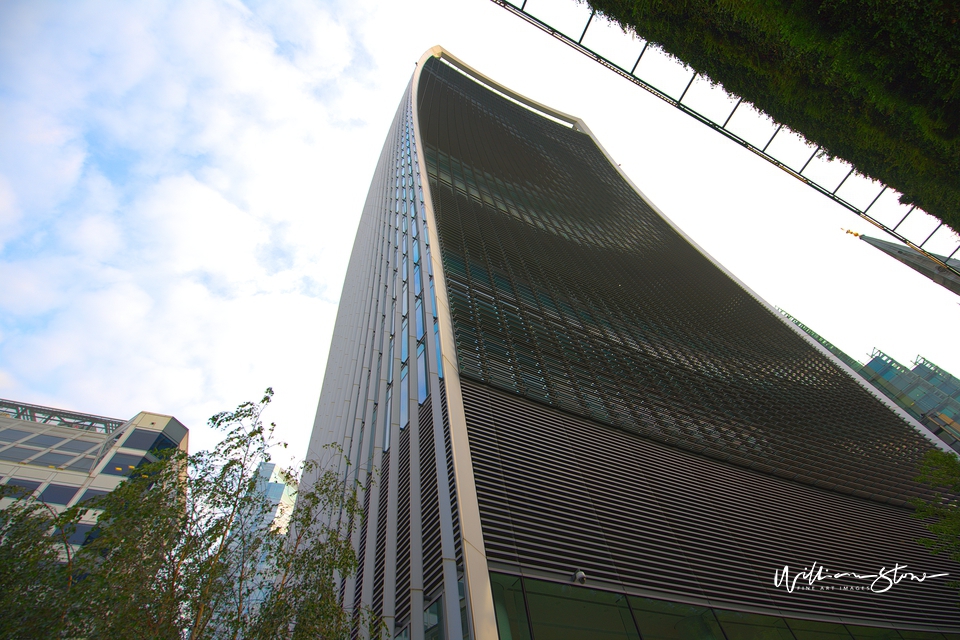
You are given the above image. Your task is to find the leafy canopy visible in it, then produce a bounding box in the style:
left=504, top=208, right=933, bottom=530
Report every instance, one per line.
left=912, top=448, right=960, bottom=599
left=585, top=0, right=960, bottom=233
left=0, top=389, right=381, bottom=640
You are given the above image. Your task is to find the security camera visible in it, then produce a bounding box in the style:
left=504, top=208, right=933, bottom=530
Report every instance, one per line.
left=573, top=570, right=586, bottom=584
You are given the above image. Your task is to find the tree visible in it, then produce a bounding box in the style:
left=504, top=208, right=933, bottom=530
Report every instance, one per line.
left=0, top=486, right=78, bottom=639
left=912, top=448, right=960, bottom=598
left=0, top=389, right=378, bottom=639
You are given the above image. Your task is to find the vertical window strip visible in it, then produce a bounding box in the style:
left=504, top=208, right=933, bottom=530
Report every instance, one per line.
left=399, top=367, right=409, bottom=430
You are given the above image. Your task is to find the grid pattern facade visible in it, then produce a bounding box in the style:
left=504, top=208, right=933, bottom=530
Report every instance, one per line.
left=463, top=379, right=959, bottom=628
left=1, top=404, right=188, bottom=549
left=415, top=56, right=939, bottom=508
left=412, top=55, right=960, bottom=632
left=860, top=351, right=960, bottom=452
left=309, top=50, right=960, bottom=638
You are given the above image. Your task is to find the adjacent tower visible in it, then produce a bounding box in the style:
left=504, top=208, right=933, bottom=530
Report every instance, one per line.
left=305, top=47, right=960, bottom=639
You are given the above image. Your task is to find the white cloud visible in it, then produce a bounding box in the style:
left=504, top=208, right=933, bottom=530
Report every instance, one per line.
left=0, top=176, right=21, bottom=249
left=0, top=0, right=957, bottom=470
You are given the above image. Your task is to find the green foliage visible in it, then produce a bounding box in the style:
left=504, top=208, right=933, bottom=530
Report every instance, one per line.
left=0, top=489, right=77, bottom=638
left=912, top=448, right=960, bottom=597
left=584, top=0, right=960, bottom=233
left=0, top=389, right=379, bottom=640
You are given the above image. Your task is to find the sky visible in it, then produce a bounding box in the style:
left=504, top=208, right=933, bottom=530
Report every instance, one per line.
left=1, top=0, right=958, bottom=466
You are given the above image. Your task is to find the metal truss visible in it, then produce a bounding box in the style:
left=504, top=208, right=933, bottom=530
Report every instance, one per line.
left=490, top=0, right=960, bottom=281
left=0, top=398, right=125, bottom=434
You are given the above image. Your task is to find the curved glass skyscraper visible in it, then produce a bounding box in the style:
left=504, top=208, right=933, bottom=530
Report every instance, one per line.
left=306, top=47, right=960, bottom=639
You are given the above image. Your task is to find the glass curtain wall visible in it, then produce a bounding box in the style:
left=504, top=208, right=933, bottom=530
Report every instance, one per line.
left=490, top=573, right=960, bottom=640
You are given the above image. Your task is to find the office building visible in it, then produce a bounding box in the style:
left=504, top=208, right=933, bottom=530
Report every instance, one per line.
left=858, top=234, right=960, bottom=298
left=778, top=311, right=960, bottom=454
left=0, top=398, right=188, bottom=545
left=859, top=351, right=960, bottom=453
left=254, top=462, right=298, bottom=534
left=305, top=47, right=960, bottom=639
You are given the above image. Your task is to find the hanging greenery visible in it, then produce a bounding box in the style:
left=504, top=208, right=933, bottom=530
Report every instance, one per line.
left=585, top=0, right=960, bottom=233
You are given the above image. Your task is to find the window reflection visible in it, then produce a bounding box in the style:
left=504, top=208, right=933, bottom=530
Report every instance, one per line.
left=425, top=596, right=445, bottom=640
left=489, top=573, right=943, bottom=640
left=628, top=596, right=724, bottom=640
left=524, top=578, right=640, bottom=640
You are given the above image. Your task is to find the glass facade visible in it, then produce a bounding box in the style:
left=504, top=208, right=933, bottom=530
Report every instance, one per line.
left=491, top=574, right=960, bottom=640
left=859, top=351, right=960, bottom=451
left=417, top=55, right=936, bottom=507
left=1, top=401, right=188, bottom=555
left=417, top=52, right=958, bottom=632
left=305, top=48, right=960, bottom=639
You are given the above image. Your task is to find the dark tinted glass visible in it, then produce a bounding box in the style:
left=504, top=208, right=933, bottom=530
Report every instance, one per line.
left=155, top=433, right=177, bottom=450
left=628, top=596, right=724, bottom=639
left=102, top=452, right=147, bottom=475
left=67, top=457, right=96, bottom=472
left=55, top=523, right=96, bottom=546
left=0, top=447, right=36, bottom=462
left=122, top=428, right=177, bottom=452
left=524, top=578, right=640, bottom=640
left=490, top=573, right=532, bottom=640
left=56, top=438, right=99, bottom=453
left=3, top=479, right=41, bottom=498
left=424, top=595, right=444, bottom=640
left=714, top=609, right=795, bottom=640
left=24, top=434, right=65, bottom=447
left=844, top=627, right=903, bottom=639
left=784, top=618, right=854, bottom=639
left=31, top=452, right=75, bottom=467
left=121, top=428, right=160, bottom=451
left=0, top=429, right=31, bottom=442
left=39, top=484, right=80, bottom=505
left=77, top=488, right=110, bottom=504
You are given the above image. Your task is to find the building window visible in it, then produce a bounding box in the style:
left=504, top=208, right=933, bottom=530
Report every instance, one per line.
left=0, top=447, right=37, bottom=462
left=399, top=369, right=409, bottom=429
left=628, top=595, right=723, bottom=639
left=67, top=457, right=96, bottom=472
left=523, top=578, right=639, bottom=640
left=32, top=452, right=76, bottom=468
left=122, top=428, right=178, bottom=452
left=56, top=438, right=99, bottom=454
left=77, top=488, right=110, bottom=504
left=0, top=429, right=31, bottom=443
left=39, top=484, right=80, bottom=505
left=417, top=344, right=428, bottom=404
left=425, top=596, right=444, bottom=640
left=490, top=573, right=531, bottom=640
left=2, top=479, right=41, bottom=498
left=56, top=523, right=96, bottom=546
left=24, top=434, right=65, bottom=447
left=102, top=453, right=149, bottom=476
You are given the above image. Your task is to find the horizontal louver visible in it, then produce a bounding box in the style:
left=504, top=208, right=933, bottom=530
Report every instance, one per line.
left=416, top=57, right=940, bottom=508
left=463, top=379, right=960, bottom=628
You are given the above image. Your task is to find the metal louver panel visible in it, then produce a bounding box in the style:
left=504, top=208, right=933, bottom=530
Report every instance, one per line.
left=419, top=397, right=444, bottom=600
left=462, top=378, right=960, bottom=628
left=413, top=53, right=960, bottom=631
left=395, top=428, right=412, bottom=625
left=415, top=55, right=941, bottom=508
left=371, top=451, right=390, bottom=617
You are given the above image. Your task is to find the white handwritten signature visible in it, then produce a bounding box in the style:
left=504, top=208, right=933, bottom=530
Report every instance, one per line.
left=774, top=562, right=949, bottom=594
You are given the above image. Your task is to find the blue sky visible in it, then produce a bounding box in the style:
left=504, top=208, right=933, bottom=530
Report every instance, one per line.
left=2, top=0, right=958, bottom=463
